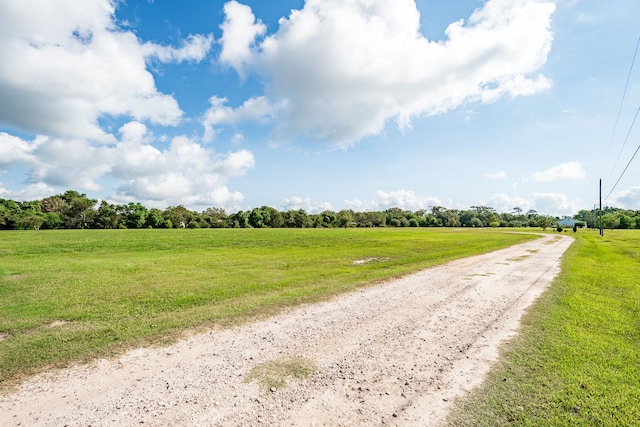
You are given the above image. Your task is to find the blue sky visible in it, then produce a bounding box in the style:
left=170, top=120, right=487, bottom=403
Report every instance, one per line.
left=1, top=0, right=639, bottom=216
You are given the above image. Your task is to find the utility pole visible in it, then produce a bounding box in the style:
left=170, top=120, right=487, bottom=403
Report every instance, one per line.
left=599, top=179, right=604, bottom=236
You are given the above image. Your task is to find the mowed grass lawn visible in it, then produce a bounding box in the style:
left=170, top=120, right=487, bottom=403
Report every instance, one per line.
left=448, top=230, right=640, bottom=426
left=0, top=227, right=535, bottom=386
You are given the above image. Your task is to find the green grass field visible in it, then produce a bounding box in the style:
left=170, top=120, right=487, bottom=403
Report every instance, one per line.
left=0, top=227, right=535, bottom=386
left=448, top=229, right=640, bottom=426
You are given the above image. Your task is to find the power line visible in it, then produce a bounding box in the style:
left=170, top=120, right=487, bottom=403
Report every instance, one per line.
left=604, top=105, right=640, bottom=202
left=602, top=35, right=640, bottom=186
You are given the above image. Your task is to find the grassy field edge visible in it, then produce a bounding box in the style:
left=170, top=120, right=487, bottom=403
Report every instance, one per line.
left=447, top=230, right=640, bottom=426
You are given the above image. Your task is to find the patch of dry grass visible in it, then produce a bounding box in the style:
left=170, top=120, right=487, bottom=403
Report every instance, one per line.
left=245, top=357, right=317, bottom=392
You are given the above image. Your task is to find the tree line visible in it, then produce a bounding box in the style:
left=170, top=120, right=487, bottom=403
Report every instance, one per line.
left=0, top=189, right=635, bottom=231
left=574, top=207, right=640, bottom=230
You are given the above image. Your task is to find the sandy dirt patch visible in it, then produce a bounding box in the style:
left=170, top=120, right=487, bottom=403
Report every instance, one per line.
left=0, top=234, right=573, bottom=426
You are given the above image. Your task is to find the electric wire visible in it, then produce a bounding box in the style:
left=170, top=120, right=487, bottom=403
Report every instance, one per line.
left=602, top=36, right=640, bottom=187
left=604, top=105, right=640, bottom=202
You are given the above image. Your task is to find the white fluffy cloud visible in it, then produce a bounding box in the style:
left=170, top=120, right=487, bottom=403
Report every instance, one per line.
left=609, top=186, right=640, bottom=209
left=529, top=161, right=586, bottom=181
left=111, top=125, right=255, bottom=208
left=143, top=34, right=214, bottom=63
left=489, top=192, right=584, bottom=216
left=0, top=182, right=57, bottom=202
left=281, top=196, right=332, bottom=213
left=531, top=192, right=584, bottom=216
left=345, top=190, right=443, bottom=212
left=0, top=132, right=38, bottom=165
left=213, top=0, right=555, bottom=146
left=219, top=0, right=266, bottom=77
left=0, top=0, right=213, bottom=142
left=1, top=123, right=255, bottom=209
left=0, top=0, right=251, bottom=209
left=489, top=194, right=534, bottom=213
left=202, top=96, right=277, bottom=143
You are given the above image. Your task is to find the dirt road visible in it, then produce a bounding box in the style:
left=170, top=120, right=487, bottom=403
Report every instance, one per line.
left=0, top=234, right=573, bottom=426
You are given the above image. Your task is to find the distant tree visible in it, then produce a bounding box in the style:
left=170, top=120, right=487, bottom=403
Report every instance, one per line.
left=248, top=208, right=265, bottom=228
left=146, top=208, right=166, bottom=228
left=259, top=207, right=283, bottom=228
left=0, top=199, right=20, bottom=229
left=163, top=205, right=191, bottom=228
left=354, top=211, right=383, bottom=227
left=201, top=207, right=227, bottom=228
left=459, top=211, right=477, bottom=227
left=602, top=212, right=620, bottom=229
left=40, top=196, right=66, bottom=215
left=319, top=210, right=337, bottom=227
left=574, top=209, right=594, bottom=228
left=618, top=215, right=633, bottom=229
left=18, top=214, right=46, bottom=230
left=94, top=201, right=119, bottom=229
left=388, top=218, right=402, bottom=227
left=536, top=215, right=554, bottom=231
left=470, top=206, right=497, bottom=226
left=468, top=217, right=483, bottom=228
left=423, top=214, right=441, bottom=227
left=122, top=202, right=148, bottom=229
left=284, top=209, right=310, bottom=228
left=250, top=206, right=284, bottom=228
left=442, top=210, right=461, bottom=227
left=336, top=210, right=355, bottom=228
left=42, top=212, right=62, bottom=229
left=227, top=211, right=249, bottom=228
left=60, top=191, right=97, bottom=229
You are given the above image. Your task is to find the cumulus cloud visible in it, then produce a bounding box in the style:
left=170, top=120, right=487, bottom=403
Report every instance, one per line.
left=31, top=137, right=113, bottom=191
left=111, top=125, right=255, bottom=208
left=0, top=132, right=39, bottom=165
left=143, top=34, right=214, bottom=63
left=489, top=192, right=583, bottom=216
left=529, top=161, right=586, bottom=182
left=213, top=0, right=555, bottom=146
left=609, top=186, right=640, bottom=209
left=1, top=123, right=255, bottom=209
left=531, top=192, right=584, bottom=216
left=281, top=196, right=332, bottom=213
left=345, top=189, right=443, bottom=212
left=219, top=0, right=266, bottom=77
left=0, top=182, right=58, bottom=201
left=0, top=0, right=213, bottom=142
left=488, top=194, right=534, bottom=213
left=0, top=1, right=252, bottom=209
left=202, top=96, right=277, bottom=142
left=0, top=133, right=113, bottom=191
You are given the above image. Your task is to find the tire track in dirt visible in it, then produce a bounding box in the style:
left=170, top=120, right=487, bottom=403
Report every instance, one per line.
left=0, top=234, right=573, bottom=426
